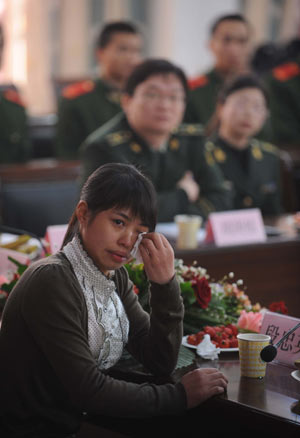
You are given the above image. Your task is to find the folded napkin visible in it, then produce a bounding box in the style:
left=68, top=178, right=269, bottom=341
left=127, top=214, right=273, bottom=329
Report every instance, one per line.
left=130, top=232, right=146, bottom=264
left=196, top=334, right=220, bottom=360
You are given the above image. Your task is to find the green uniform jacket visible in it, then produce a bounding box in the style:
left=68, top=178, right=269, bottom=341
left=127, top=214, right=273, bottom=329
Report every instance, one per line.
left=0, top=88, right=31, bottom=164
left=184, top=68, right=272, bottom=142
left=184, top=68, right=223, bottom=126
left=264, top=56, right=300, bottom=146
left=80, top=113, right=232, bottom=222
left=207, top=135, right=283, bottom=215
left=55, top=78, right=123, bottom=159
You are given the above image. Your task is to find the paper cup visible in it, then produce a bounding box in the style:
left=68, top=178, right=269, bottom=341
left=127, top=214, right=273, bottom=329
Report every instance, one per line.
left=237, top=333, right=271, bottom=378
left=175, top=215, right=202, bottom=249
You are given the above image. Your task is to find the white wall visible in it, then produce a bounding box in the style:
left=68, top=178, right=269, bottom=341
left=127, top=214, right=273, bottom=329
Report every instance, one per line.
left=148, top=0, right=240, bottom=78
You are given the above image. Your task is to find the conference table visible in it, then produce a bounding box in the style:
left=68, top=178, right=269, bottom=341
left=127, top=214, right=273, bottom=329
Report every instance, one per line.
left=171, top=214, right=300, bottom=318
left=171, top=349, right=300, bottom=437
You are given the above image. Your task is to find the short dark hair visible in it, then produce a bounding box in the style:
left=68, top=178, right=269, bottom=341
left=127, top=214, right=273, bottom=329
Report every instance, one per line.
left=124, top=58, right=188, bottom=97
left=218, top=73, right=269, bottom=106
left=96, top=21, right=140, bottom=49
left=62, top=163, right=157, bottom=246
left=210, top=14, right=250, bottom=36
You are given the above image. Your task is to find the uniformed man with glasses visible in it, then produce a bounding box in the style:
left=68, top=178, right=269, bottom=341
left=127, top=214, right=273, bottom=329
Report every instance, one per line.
left=79, top=58, right=232, bottom=223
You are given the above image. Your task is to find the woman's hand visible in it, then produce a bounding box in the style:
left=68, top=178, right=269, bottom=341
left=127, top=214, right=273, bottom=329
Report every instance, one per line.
left=180, top=368, right=228, bottom=408
left=138, top=233, right=175, bottom=284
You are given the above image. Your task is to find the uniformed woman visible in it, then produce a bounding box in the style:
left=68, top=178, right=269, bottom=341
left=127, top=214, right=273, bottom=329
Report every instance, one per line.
left=205, top=74, right=283, bottom=215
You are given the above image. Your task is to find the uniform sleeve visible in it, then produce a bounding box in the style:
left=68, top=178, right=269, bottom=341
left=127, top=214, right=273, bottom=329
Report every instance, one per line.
left=115, top=267, right=184, bottom=377
left=266, top=76, right=300, bottom=145
left=190, top=142, right=233, bottom=216
left=261, top=154, right=284, bottom=215
left=56, top=97, right=87, bottom=160
left=80, top=135, right=128, bottom=186
left=21, top=263, right=186, bottom=418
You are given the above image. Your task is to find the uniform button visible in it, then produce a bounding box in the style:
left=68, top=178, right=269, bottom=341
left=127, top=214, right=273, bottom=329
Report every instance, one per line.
left=243, top=196, right=253, bottom=207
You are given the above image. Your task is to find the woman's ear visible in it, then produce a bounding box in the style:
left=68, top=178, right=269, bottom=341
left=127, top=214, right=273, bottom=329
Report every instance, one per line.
left=76, top=200, right=89, bottom=226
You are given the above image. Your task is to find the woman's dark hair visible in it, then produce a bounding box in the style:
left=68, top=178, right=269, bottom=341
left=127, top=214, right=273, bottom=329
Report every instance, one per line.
left=124, top=58, right=188, bottom=98
left=205, top=74, right=269, bottom=136
left=62, top=163, right=157, bottom=247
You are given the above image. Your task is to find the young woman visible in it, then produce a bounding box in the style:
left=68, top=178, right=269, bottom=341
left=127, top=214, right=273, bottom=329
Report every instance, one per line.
left=205, top=74, right=283, bottom=215
left=0, top=163, right=227, bottom=437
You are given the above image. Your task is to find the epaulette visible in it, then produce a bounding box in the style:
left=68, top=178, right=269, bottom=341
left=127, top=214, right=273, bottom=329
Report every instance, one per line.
left=260, top=141, right=279, bottom=155
left=174, top=123, right=204, bottom=135
left=3, top=89, right=25, bottom=106
left=106, top=130, right=132, bottom=147
left=188, top=75, right=208, bottom=90
left=272, top=62, right=300, bottom=81
left=62, top=80, right=95, bottom=99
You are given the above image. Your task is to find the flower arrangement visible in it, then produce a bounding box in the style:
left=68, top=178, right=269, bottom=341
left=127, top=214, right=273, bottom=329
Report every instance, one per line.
left=0, top=257, right=28, bottom=315
left=125, top=258, right=287, bottom=336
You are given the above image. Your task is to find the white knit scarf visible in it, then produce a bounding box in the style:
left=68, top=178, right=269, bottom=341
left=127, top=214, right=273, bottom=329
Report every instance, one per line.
left=63, top=234, right=129, bottom=369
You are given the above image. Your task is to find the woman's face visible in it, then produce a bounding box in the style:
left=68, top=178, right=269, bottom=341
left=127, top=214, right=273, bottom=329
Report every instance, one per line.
left=77, top=202, right=149, bottom=274
left=218, top=87, right=268, bottom=144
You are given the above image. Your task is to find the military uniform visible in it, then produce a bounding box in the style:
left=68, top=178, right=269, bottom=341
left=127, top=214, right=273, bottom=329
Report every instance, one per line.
left=55, top=78, right=123, bottom=159
left=80, top=113, right=232, bottom=222
left=0, top=87, right=31, bottom=164
left=207, top=135, right=283, bottom=215
left=184, top=68, right=223, bottom=126
left=184, top=68, right=272, bottom=142
left=264, top=56, right=300, bottom=146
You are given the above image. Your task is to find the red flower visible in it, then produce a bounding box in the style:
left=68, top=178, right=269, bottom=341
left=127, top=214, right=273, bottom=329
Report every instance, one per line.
left=269, top=301, right=288, bottom=315
left=191, top=277, right=211, bottom=309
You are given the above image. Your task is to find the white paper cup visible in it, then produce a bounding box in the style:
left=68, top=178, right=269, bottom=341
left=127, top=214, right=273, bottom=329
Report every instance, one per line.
left=237, top=333, right=271, bottom=378
left=175, top=215, right=202, bottom=249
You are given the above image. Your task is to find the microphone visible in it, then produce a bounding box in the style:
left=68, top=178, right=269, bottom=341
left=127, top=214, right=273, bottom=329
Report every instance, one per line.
left=260, top=321, right=300, bottom=362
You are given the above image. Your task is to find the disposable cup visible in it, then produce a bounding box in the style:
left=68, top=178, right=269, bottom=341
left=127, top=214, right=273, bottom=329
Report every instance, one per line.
left=174, top=215, right=202, bottom=249
left=237, top=333, right=271, bottom=378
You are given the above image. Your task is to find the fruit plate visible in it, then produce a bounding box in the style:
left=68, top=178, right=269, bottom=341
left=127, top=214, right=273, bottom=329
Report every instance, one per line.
left=182, top=335, right=239, bottom=353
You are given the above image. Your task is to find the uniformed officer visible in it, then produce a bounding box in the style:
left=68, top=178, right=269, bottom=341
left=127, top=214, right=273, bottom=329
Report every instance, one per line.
left=264, top=54, right=300, bottom=147
left=55, top=21, right=143, bottom=160
left=205, top=74, right=283, bottom=216
left=80, top=59, right=232, bottom=223
left=184, top=14, right=252, bottom=127
left=0, top=24, right=31, bottom=164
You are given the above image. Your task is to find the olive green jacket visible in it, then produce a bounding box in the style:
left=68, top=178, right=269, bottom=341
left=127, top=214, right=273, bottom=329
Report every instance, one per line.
left=264, top=56, right=300, bottom=147
left=80, top=113, right=232, bottom=222
left=55, top=78, right=123, bottom=159
left=184, top=68, right=272, bottom=142
left=207, top=135, right=283, bottom=215
left=0, top=88, right=31, bottom=164
left=184, top=68, right=223, bottom=126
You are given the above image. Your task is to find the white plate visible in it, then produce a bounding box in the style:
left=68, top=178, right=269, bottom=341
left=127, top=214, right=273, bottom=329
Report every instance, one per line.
left=182, top=335, right=239, bottom=353
left=291, top=370, right=300, bottom=382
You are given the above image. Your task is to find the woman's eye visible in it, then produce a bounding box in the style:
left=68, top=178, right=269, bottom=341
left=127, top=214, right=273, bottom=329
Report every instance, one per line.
left=113, top=219, right=124, bottom=226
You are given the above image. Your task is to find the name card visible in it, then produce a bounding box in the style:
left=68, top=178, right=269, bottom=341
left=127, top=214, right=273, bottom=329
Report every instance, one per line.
left=260, top=311, right=300, bottom=367
left=205, top=208, right=266, bottom=246
left=44, top=224, right=68, bottom=254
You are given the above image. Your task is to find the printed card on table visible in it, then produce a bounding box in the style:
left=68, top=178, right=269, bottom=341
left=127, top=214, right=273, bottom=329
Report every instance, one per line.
left=205, top=208, right=266, bottom=246
left=44, top=224, right=68, bottom=254
left=260, top=311, right=300, bottom=367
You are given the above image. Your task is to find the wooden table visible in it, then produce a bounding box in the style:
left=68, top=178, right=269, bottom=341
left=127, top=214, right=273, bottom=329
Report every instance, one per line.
left=172, top=215, right=300, bottom=318
left=175, top=351, right=300, bottom=437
